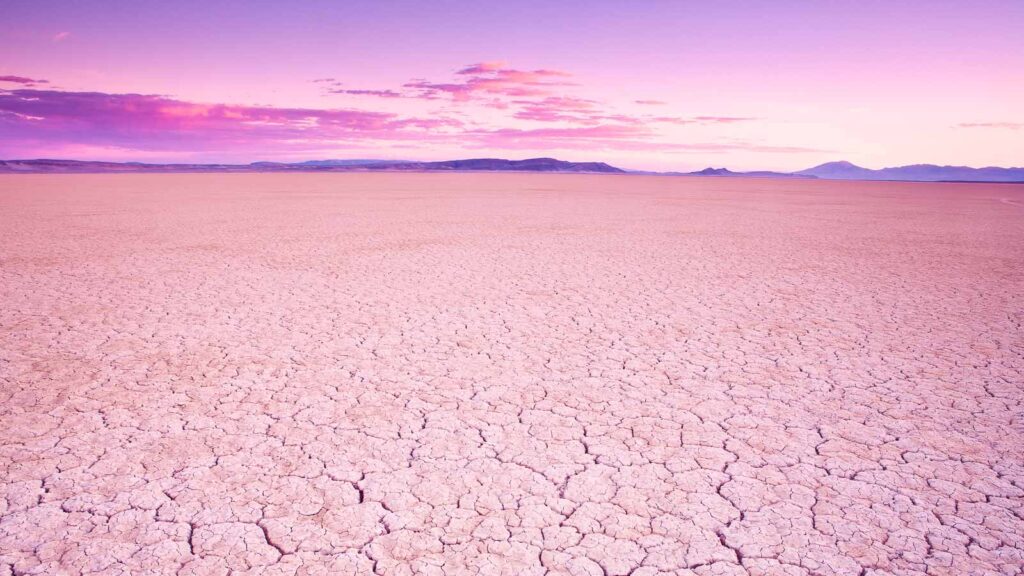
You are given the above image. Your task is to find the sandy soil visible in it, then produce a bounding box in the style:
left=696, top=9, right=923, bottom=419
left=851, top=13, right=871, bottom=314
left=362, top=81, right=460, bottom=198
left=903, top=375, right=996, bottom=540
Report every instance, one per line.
left=1, top=173, right=1022, bottom=576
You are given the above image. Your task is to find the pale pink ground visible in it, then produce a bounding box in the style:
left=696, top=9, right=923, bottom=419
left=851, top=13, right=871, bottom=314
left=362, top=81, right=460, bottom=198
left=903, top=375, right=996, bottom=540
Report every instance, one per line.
left=1, top=174, right=1022, bottom=576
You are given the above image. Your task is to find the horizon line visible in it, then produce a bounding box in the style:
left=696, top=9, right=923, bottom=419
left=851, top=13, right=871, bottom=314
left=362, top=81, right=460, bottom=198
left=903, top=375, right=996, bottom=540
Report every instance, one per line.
left=3, top=156, right=1024, bottom=173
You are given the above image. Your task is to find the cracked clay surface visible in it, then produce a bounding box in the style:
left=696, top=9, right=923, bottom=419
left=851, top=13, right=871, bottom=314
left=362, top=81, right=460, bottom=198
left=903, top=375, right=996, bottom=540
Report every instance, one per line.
left=1, top=173, right=1022, bottom=576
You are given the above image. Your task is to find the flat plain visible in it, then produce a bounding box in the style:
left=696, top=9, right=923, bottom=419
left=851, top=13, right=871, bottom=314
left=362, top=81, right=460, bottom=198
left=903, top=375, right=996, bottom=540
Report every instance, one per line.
left=1, top=173, right=1022, bottom=576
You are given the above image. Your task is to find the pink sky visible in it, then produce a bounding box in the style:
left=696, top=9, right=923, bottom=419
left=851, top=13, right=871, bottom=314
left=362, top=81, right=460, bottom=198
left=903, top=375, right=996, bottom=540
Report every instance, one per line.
left=1, top=0, right=1022, bottom=171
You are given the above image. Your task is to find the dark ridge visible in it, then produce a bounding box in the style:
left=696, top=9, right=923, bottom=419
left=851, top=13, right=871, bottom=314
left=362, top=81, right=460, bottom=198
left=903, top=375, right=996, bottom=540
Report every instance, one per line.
left=0, top=157, right=625, bottom=174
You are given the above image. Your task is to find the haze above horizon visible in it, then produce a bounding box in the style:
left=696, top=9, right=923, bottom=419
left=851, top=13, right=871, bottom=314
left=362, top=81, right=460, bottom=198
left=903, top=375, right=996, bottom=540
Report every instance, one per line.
left=1, top=0, right=1022, bottom=171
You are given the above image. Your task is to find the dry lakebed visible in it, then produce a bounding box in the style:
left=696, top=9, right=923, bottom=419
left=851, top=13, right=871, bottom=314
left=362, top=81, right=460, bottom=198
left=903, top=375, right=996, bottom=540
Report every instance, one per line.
left=1, top=173, right=1022, bottom=575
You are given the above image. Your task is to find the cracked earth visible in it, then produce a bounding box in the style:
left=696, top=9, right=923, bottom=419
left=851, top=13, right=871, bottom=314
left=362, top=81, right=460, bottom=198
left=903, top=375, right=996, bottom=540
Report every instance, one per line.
left=1, top=173, right=1022, bottom=576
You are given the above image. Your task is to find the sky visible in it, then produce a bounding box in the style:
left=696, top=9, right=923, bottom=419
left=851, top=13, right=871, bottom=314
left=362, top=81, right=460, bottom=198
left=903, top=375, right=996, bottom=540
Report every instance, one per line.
left=1, top=0, right=1022, bottom=171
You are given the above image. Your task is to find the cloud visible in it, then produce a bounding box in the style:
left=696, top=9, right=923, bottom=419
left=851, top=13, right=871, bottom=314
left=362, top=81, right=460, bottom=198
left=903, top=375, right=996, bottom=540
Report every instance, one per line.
left=328, top=65, right=758, bottom=132
left=404, top=68, right=573, bottom=100
left=456, top=61, right=507, bottom=75
left=330, top=89, right=404, bottom=98
left=505, top=98, right=750, bottom=129
left=692, top=116, right=756, bottom=124
left=328, top=62, right=752, bottom=141
left=52, top=32, right=71, bottom=42
left=1, top=75, right=49, bottom=85
left=0, top=89, right=462, bottom=155
left=635, top=100, right=667, bottom=106
left=650, top=116, right=756, bottom=125
left=0, top=64, right=800, bottom=160
left=0, top=87, right=710, bottom=156
left=329, top=62, right=577, bottom=102
left=650, top=116, right=695, bottom=125
left=958, top=122, right=1022, bottom=130
left=511, top=96, right=601, bottom=123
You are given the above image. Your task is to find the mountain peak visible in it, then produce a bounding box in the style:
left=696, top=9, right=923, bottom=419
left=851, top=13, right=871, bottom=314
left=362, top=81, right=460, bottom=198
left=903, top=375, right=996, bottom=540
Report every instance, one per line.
left=694, top=167, right=734, bottom=175
left=796, top=160, right=872, bottom=178
left=808, top=160, right=864, bottom=170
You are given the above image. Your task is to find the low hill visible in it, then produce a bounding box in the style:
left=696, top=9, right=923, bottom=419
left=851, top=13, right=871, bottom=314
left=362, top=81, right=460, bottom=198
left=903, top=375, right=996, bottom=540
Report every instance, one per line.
left=679, top=167, right=816, bottom=179
left=0, top=157, right=625, bottom=174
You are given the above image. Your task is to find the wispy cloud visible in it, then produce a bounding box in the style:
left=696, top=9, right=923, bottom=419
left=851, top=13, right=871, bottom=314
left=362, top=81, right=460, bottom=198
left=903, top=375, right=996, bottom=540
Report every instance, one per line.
left=403, top=66, right=574, bottom=100
left=52, top=32, right=71, bottom=42
left=0, top=88, right=676, bottom=155
left=326, top=63, right=757, bottom=132
left=0, top=89, right=461, bottom=155
left=1, top=75, right=49, bottom=86
left=958, top=122, right=1022, bottom=130
left=650, top=116, right=756, bottom=126
left=331, top=62, right=576, bottom=102
left=511, top=97, right=600, bottom=123
left=330, top=89, right=404, bottom=98
left=692, top=116, right=756, bottom=124
left=0, top=63, right=804, bottom=160
left=455, top=61, right=507, bottom=75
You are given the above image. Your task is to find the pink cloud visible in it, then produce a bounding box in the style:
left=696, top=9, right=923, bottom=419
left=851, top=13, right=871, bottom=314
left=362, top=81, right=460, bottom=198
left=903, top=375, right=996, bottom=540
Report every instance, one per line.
left=326, top=64, right=757, bottom=135
left=405, top=76, right=556, bottom=100
left=650, top=116, right=695, bottom=125
left=524, top=97, right=597, bottom=111
left=402, top=80, right=473, bottom=98
left=400, top=62, right=575, bottom=101
left=692, top=116, right=756, bottom=123
left=1, top=75, right=49, bottom=85
left=635, top=100, right=667, bottom=106
left=0, top=88, right=683, bottom=157
left=481, top=125, right=650, bottom=139
left=325, top=62, right=576, bottom=103
left=0, top=65, right=792, bottom=160
left=958, top=122, right=1022, bottom=130
left=651, top=116, right=755, bottom=125
left=507, top=98, right=655, bottom=127
left=0, top=89, right=462, bottom=156
left=52, top=32, right=71, bottom=42
left=456, top=61, right=507, bottom=75
left=512, top=96, right=601, bottom=123
left=331, top=88, right=404, bottom=98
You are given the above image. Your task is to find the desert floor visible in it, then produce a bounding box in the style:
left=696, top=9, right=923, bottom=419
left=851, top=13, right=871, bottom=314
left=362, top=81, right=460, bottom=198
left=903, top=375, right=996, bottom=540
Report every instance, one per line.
left=1, top=173, right=1022, bottom=576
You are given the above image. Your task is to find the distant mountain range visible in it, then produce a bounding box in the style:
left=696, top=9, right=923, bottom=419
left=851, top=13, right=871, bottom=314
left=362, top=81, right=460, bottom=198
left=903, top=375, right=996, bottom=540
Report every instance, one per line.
left=2, top=158, right=1022, bottom=182
left=793, top=161, right=1024, bottom=182
left=657, top=161, right=1024, bottom=182
left=0, top=157, right=624, bottom=174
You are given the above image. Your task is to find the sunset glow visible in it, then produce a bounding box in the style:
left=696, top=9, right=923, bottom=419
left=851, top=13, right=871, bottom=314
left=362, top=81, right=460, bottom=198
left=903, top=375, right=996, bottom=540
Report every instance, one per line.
left=2, top=0, right=1022, bottom=170
left=3, top=4, right=1024, bottom=575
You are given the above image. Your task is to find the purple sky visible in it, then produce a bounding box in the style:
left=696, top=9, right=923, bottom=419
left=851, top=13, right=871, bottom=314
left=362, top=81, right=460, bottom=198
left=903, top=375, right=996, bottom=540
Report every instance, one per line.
left=1, top=0, right=1022, bottom=170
